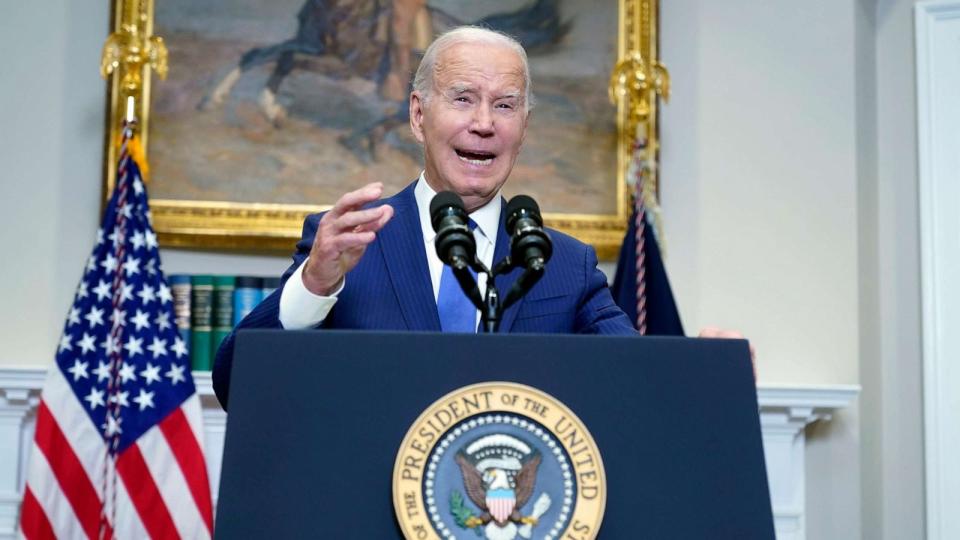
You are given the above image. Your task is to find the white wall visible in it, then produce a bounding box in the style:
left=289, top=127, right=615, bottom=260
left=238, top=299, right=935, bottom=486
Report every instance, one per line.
left=659, top=2, right=865, bottom=537
left=661, top=0, right=861, bottom=385
left=0, top=0, right=107, bottom=367
left=659, top=0, right=925, bottom=538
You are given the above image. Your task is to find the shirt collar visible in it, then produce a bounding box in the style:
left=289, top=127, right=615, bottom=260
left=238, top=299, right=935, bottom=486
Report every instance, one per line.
left=414, top=172, right=501, bottom=243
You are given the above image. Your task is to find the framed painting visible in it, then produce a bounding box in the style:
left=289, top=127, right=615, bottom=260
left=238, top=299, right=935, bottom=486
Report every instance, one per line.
left=105, top=0, right=662, bottom=259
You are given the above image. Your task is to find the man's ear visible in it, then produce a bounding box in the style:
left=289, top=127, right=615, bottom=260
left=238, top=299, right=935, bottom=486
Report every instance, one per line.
left=409, top=92, right=425, bottom=144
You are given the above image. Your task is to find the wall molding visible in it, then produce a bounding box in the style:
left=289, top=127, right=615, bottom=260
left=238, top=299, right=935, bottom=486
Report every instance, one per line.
left=916, top=3, right=960, bottom=539
left=757, top=384, right=859, bottom=539
left=0, top=366, right=857, bottom=539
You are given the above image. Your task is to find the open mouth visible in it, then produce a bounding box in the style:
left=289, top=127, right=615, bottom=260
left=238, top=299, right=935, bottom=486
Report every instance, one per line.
left=455, top=148, right=496, bottom=166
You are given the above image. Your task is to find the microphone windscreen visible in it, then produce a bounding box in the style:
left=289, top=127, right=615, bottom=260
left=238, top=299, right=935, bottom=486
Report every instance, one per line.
left=429, top=191, right=466, bottom=231
left=505, top=195, right=542, bottom=234
left=506, top=195, right=540, bottom=216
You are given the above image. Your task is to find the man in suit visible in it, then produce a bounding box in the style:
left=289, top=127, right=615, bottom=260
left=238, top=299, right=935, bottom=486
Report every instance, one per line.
left=214, top=27, right=674, bottom=408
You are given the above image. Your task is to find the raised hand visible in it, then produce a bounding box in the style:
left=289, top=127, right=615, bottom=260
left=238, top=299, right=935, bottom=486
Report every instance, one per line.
left=302, top=182, right=394, bottom=295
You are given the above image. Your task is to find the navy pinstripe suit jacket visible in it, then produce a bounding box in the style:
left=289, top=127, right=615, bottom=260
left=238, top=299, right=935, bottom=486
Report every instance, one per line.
left=212, top=182, right=636, bottom=408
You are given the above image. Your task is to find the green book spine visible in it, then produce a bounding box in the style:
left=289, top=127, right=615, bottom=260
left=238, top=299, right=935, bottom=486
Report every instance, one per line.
left=211, top=275, right=236, bottom=363
left=190, top=275, right=214, bottom=371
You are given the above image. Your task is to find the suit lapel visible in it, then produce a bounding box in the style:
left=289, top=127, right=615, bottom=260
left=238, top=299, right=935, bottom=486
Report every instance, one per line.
left=493, top=200, right=524, bottom=333
left=378, top=183, right=441, bottom=331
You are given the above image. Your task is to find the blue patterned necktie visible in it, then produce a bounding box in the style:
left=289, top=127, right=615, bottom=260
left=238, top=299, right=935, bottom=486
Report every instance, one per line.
left=437, top=220, right=478, bottom=333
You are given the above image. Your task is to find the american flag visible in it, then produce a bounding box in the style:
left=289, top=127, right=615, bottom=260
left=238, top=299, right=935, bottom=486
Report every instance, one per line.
left=19, top=126, right=213, bottom=539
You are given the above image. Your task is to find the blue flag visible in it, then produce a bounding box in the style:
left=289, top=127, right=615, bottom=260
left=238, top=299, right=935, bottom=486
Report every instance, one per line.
left=610, top=209, right=684, bottom=336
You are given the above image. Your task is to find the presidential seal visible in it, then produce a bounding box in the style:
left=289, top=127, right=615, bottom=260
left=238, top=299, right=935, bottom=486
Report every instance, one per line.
left=393, top=382, right=605, bottom=540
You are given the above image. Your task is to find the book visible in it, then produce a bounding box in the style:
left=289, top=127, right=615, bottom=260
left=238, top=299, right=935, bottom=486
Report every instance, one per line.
left=190, top=275, right=214, bottom=371
left=262, top=276, right=281, bottom=299
left=169, top=274, right=192, bottom=354
left=234, top=276, right=263, bottom=325
left=211, top=275, right=236, bottom=363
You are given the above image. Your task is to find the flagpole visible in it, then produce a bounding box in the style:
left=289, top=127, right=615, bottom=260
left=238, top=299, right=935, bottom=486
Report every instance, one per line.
left=609, top=46, right=671, bottom=333
left=98, top=3, right=167, bottom=533
left=125, top=96, right=136, bottom=125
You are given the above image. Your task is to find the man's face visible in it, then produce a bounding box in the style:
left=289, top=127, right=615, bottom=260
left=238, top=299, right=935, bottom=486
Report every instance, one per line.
left=410, top=42, right=529, bottom=212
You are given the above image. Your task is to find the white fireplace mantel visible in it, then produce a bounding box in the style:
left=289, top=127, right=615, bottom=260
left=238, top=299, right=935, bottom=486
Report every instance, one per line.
left=0, top=367, right=857, bottom=539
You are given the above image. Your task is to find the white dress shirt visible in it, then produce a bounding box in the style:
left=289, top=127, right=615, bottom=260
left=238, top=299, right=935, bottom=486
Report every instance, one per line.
left=279, top=174, right=501, bottom=329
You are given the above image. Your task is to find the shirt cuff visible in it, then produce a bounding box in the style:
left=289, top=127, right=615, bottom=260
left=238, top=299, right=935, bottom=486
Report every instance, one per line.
left=278, top=258, right=343, bottom=329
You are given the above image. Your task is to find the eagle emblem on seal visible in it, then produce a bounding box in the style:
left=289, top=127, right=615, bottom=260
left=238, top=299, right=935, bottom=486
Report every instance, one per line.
left=451, top=434, right=552, bottom=540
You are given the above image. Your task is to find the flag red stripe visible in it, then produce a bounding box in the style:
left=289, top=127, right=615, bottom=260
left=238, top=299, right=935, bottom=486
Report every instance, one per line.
left=159, top=407, right=214, bottom=534
left=116, top=444, right=180, bottom=540
left=20, top=486, right=56, bottom=540
left=33, top=401, right=105, bottom=540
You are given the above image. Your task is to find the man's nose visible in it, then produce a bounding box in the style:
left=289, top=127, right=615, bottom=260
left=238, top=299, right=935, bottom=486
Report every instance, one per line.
left=469, top=104, right=495, bottom=137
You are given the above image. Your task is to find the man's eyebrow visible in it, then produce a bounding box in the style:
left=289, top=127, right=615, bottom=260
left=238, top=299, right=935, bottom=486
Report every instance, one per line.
left=447, top=83, right=474, bottom=94
left=497, top=92, right=521, bottom=100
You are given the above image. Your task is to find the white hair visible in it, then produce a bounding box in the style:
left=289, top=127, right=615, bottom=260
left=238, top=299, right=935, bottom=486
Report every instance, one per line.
left=412, top=26, right=535, bottom=112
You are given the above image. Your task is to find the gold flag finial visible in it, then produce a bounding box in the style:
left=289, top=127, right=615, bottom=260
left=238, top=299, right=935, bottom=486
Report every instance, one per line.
left=609, top=49, right=671, bottom=253
left=609, top=51, right=670, bottom=135
left=100, top=0, right=168, bottom=124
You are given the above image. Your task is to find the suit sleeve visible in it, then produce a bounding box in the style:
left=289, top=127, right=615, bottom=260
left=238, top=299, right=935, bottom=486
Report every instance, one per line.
left=574, top=244, right=639, bottom=336
left=211, top=213, right=322, bottom=410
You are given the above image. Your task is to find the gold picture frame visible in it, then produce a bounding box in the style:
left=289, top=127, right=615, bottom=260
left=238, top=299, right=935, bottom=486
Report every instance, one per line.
left=104, top=0, right=661, bottom=260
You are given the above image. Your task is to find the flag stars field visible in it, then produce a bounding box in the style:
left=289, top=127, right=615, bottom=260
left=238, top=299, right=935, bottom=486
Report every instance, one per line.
left=119, top=362, right=138, bottom=383
left=107, top=228, right=121, bottom=248
left=102, top=414, right=122, bottom=436
left=147, top=337, right=168, bottom=359
left=101, top=252, right=118, bottom=274
left=85, top=387, right=105, bottom=410
left=145, top=230, right=158, bottom=249
left=138, top=284, right=156, bottom=304
left=93, top=279, right=111, bottom=301
left=131, top=309, right=151, bottom=330
left=109, top=390, right=130, bottom=408
left=155, top=311, right=172, bottom=331
left=133, top=389, right=155, bottom=411
left=158, top=283, right=173, bottom=304
left=140, top=363, right=161, bottom=385
left=123, top=255, right=141, bottom=276
left=171, top=337, right=188, bottom=358
left=85, top=306, right=105, bottom=328
left=165, top=363, right=186, bottom=385
left=123, top=336, right=144, bottom=358
left=111, top=308, right=127, bottom=328
left=94, top=360, right=111, bottom=382
left=130, top=230, right=146, bottom=250
left=78, top=333, right=97, bottom=354
left=101, top=335, right=120, bottom=355
left=67, top=359, right=89, bottom=381
left=121, top=283, right=134, bottom=302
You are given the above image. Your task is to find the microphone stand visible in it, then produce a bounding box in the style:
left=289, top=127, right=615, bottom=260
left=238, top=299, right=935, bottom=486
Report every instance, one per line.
left=455, top=255, right=545, bottom=333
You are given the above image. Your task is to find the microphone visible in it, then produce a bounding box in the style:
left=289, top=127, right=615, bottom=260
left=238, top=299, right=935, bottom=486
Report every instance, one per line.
left=430, top=191, right=476, bottom=269
left=505, top=195, right=552, bottom=271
